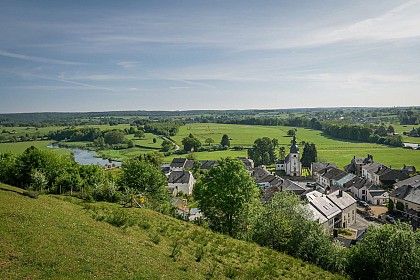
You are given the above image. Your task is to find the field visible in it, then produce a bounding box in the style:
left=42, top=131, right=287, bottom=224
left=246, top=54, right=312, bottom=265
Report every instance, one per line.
left=0, top=185, right=345, bottom=280
left=1, top=123, right=419, bottom=169
left=171, top=123, right=420, bottom=168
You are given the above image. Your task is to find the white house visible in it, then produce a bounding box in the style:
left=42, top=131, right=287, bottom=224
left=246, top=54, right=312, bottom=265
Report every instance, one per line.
left=167, top=170, right=195, bottom=196
left=327, top=190, right=357, bottom=228
left=304, top=190, right=341, bottom=230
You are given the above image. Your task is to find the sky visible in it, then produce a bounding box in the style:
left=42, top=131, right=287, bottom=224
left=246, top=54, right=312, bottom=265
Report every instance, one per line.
left=1, top=0, right=420, bottom=113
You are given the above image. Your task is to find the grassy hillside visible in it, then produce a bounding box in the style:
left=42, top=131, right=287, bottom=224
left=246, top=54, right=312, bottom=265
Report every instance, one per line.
left=0, top=185, right=346, bottom=279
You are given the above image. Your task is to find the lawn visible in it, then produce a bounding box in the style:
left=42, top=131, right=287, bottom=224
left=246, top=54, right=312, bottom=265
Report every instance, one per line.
left=0, top=186, right=345, bottom=280
left=171, top=123, right=420, bottom=169
left=0, top=140, right=71, bottom=156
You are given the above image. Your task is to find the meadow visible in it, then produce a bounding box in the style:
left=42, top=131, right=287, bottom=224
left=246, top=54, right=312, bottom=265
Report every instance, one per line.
left=171, top=123, right=420, bottom=168
left=0, top=184, right=345, bottom=280
left=1, top=123, right=419, bottom=169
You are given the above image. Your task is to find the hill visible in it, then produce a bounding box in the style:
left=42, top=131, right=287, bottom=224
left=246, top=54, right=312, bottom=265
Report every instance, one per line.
left=0, top=184, right=346, bottom=279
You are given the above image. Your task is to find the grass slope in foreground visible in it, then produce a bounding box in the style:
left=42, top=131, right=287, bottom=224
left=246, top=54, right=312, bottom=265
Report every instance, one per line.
left=0, top=186, right=345, bottom=280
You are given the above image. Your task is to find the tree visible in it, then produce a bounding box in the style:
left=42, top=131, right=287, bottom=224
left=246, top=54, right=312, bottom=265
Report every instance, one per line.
left=300, top=143, right=317, bottom=167
left=161, top=139, right=173, bottom=152
left=346, top=223, right=420, bottom=280
left=193, top=158, right=259, bottom=236
left=30, top=169, right=48, bottom=191
left=248, top=137, right=277, bottom=166
left=118, top=158, right=170, bottom=213
left=152, top=138, right=157, bottom=144
left=287, top=129, right=296, bottom=137
left=104, top=130, right=126, bottom=145
left=387, top=199, right=394, bottom=212
left=220, top=134, right=230, bottom=147
left=279, top=146, right=286, bottom=160
left=182, top=134, right=201, bottom=152
left=387, top=125, right=395, bottom=134
left=134, top=130, right=145, bottom=139
left=205, top=138, right=214, bottom=146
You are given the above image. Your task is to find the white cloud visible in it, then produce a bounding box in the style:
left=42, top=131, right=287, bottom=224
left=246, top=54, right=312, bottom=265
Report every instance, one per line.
left=0, top=49, right=85, bottom=65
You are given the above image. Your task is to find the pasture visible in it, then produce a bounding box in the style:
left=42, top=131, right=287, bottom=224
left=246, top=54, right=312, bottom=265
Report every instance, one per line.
left=171, top=123, right=420, bottom=168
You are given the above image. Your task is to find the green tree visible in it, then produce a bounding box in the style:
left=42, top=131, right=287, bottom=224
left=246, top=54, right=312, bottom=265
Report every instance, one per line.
left=193, top=158, right=259, bottom=236
left=220, top=134, right=230, bottom=147
left=182, top=134, right=201, bottom=152
left=248, top=137, right=277, bottom=166
left=104, top=130, right=126, bottom=145
left=287, top=129, right=296, bottom=137
left=387, top=199, right=394, bottom=212
left=205, top=137, right=214, bottom=146
left=134, top=130, right=145, bottom=139
left=300, top=143, right=317, bottom=167
left=387, top=125, right=395, bottom=134
left=346, top=223, right=420, bottom=280
left=30, top=169, right=48, bottom=191
left=161, top=139, right=173, bottom=152
left=118, top=158, right=170, bottom=213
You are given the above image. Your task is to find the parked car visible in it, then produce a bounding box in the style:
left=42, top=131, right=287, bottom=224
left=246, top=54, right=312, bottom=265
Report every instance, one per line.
left=358, top=201, right=370, bottom=209
left=385, top=215, right=396, bottom=224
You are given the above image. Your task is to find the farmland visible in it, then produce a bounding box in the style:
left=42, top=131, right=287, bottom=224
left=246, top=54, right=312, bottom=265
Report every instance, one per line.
left=0, top=185, right=345, bottom=280
left=0, top=123, right=419, bottom=169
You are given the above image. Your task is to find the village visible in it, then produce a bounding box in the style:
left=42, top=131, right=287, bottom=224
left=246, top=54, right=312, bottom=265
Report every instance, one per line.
left=164, top=136, right=419, bottom=247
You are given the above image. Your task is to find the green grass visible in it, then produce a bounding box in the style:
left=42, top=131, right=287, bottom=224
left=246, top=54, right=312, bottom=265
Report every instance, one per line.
left=0, top=186, right=345, bottom=280
left=171, top=123, right=420, bottom=168
left=0, top=140, right=71, bottom=156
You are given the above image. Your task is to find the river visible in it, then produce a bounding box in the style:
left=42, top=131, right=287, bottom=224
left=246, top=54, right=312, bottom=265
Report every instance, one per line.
left=48, top=144, right=122, bottom=167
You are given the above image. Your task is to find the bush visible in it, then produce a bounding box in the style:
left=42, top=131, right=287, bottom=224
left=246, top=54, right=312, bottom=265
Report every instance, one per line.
left=22, top=190, right=39, bottom=199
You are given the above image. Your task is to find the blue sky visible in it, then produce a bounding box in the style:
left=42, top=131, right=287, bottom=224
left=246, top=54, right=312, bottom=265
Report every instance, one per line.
left=1, top=0, right=420, bottom=113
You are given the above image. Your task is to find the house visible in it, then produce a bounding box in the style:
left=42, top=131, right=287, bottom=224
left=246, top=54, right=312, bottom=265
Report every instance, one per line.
left=327, top=190, right=357, bottom=228
left=169, top=158, right=219, bottom=172
left=344, top=176, right=388, bottom=204
left=304, top=203, right=329, bottom=233
left=344, top=155, right=374, bottom=176
left=401, top=165, right=416, bottom=176
left=361, top=162, right=384, bottom=182
left=367, top=185, right=389, bottom=205
left=167, top=170, right=195, bottom=196
left=275, top=159, right=285, bottom=172
left=373, top=166, right=409, bottom=186
left=311, top=162, right=338, bottom=177
left=304, top=190, right=342, bottom=230
left=284, top=136, right=301, bottom=176
left=391, top=175, right=420, bottom=214
left=316, top=167, right=355, bottom=189
left=237, top=157, right=254, bottom=170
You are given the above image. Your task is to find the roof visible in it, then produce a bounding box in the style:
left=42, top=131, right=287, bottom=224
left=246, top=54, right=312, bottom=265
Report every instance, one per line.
left=199, top=160, right=218, bottom=170
left=391, top=185, right=420, bottom=206
left=305, top=190, right=341, bottom=219
left=252, top=166, right=271, bottom=181
left=290, top=136, right=299, bottom=153
left=237, top=157, right=254, bottom=169
left=335, top=173, right=357, bottom=186
left=376, top=167, right=409, bottom=182
left=168, top=171, right=194, bottom=184
left=284, top=154, right=290, bottom=164
left=394, top=175, right=420, bottom=188
left=327, top=190, right=356, bottom=210
left=256, top=174, right=283, bottom=188
left=344, top=177, right=374, bottom=190
left=362, top=162, right=384, bottom=175
left=280, top=179, right=306, bottom=195
left=170, top=158, right=188, bottom=168
left=321, top=167, right=349, bottom=181
left=312, top=162, right=338, bottom=174
left=402, top=165, right=416, bottom=173
left=304, top=203, right=328, bottom=225
left=276, top=159, right=285, bottom=164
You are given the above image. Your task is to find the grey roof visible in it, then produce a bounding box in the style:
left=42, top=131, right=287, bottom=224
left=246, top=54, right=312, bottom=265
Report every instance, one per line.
left=199, top=160, right=218, bottom=170
left=281, top=179, right=306, bottom=195
left=284, top=154, right=290, bottom=164
left=344, top=177, right=374, bottom=190
left=276, top=159, right=285, bottom=164
left=394, top=175, right=420, bottom=188
left=252, top=167, right=271, bottom=181
left=402, top=165, right=416, bottom=173
left=305, top=190, right=341, bottom=220
left=327, top=190, right=356, bottom=210
left=321, top=167, right=349, bottom=181
left=362, top=162, right=384, bottom=175
left=375, top=167, right=409, bottom=182
left=391, top=185, right=420, bottom=206
left=237, top=157, right=254, bottom=169
left=312, top=162, right=338, bottom=174
left=290, top=136, right=299, bottom=153
left=170, top=158, right=188, bottom=168
left=256, top=174, right=283, bottom=188
left=168, top=171, right=193, bottom=184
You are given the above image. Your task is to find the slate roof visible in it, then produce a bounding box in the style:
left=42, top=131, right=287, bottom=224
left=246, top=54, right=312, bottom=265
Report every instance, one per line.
left=170, top=158, right=188, bottom=168
left=252, top=166, right=271, bottom=181
left=284, top=154, right=290, bottom=164
left=321, top=167, right=349, bottom=181
left=402, top=165, right=416, bottom=174
left=256, top=174, right=283, bottom=188
left=168, top=171, right=194, bottom=184
left=394, top=175, right=420, bottom=188
left=362, top=162, right=384, bottom=175
left=375, top=167, right=409, bottom=182
left=280, top=179, right=306, bottom=195
left=290, top=136, right=299, bottom=153
left=305, top=190, right=341, bottom=220
left=276, top=159, right=285, bottom=164
left=199, top=160, right=218, bottom=170
left=327, top=190, right=356, bottom=210
left=391, top=185, right=420, bottom=206
left=237, top=157, right=254, bottom=169
left=312, top=162, right=338, bottom=174
left=344, top=177, right=373, bottom=190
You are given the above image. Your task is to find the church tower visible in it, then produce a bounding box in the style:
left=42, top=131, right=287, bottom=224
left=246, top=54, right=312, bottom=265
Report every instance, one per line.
left=285, top=136, right=301, bottom=176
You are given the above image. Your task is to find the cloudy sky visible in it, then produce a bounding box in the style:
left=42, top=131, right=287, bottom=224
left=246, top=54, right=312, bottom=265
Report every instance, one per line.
left=1, top=0, right=420, bottom=113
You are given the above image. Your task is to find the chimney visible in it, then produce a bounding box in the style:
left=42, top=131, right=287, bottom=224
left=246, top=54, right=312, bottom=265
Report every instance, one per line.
left=339, top=190, right=343, bottom=197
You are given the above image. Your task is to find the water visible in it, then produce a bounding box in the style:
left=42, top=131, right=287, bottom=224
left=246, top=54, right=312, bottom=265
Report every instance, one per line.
left=48, top=144, right=122, bottom=167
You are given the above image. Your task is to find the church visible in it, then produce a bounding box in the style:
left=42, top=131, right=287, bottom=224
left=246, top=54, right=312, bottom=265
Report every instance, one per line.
left=275, top=136, right=302, bottom=176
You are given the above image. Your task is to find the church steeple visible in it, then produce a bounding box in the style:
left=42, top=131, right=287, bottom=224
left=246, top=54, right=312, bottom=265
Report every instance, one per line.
left=290, top=136, right=299, bottom=153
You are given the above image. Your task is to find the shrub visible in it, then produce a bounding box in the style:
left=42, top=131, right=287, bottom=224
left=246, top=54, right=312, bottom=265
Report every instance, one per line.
left=169, top=241, right=182, bottom=259
left=22, top=190, right=39, bottom=199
